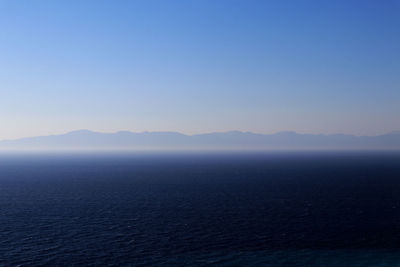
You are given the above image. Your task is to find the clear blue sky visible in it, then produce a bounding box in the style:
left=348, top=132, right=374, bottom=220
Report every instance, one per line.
left=0, top=0, right=399, bottom=139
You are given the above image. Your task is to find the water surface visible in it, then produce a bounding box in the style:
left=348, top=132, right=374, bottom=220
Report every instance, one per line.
left=0, top=151, right=399, bottom=265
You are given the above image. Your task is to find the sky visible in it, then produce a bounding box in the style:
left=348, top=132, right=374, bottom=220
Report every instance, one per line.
left=0, top=0, right=399, bottom=140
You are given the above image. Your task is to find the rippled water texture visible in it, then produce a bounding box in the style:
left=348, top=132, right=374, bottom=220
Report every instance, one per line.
left=0, top=151, right=399, bottom=266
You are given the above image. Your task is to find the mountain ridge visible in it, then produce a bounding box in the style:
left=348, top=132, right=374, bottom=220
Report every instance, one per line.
left=0, top=130, right=399, bottom=150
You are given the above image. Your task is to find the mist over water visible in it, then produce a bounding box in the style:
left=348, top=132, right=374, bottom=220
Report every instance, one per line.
left=1, top=151, right=400, bottom=265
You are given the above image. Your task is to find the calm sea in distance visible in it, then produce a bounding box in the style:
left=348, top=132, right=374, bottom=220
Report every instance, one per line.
left=0, top=151, right=400, bottom=266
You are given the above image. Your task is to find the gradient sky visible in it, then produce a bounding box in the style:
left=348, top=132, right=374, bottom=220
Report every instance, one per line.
left=0, top=0, right=399, bottom=139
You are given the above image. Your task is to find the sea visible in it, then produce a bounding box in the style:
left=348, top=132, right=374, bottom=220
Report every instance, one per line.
left=0, top=151, right=400, bottom=266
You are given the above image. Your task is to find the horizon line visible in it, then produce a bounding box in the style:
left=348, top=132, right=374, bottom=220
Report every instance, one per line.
left=1, top=129, right=400, bottom=143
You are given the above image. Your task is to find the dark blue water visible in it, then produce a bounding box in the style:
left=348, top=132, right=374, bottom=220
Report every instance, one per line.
left=0, top=151, right=400, bottom=266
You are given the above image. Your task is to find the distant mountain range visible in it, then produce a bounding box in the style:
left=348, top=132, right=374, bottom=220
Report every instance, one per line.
left=0, top=130, right=399, bottom=150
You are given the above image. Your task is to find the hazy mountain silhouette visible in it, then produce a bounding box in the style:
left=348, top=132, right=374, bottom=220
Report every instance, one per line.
left=0, top=130, right=399, bottom=150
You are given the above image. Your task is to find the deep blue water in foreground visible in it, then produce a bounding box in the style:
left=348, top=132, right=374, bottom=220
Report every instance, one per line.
left=0, top=151, right=400, bottom=266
